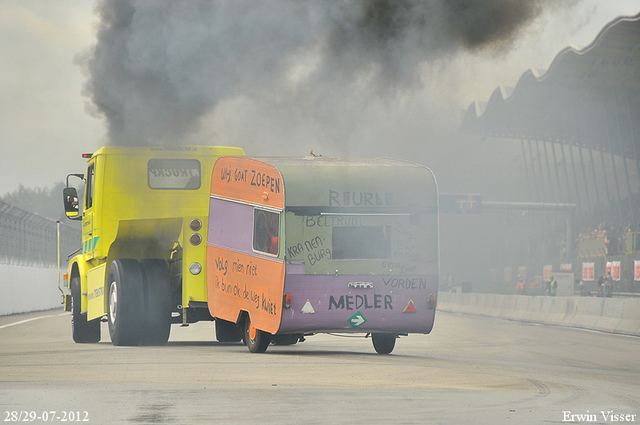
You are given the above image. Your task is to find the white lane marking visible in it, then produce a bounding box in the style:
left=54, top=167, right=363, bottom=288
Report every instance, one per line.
left=0, top=312, right=70, bottom=330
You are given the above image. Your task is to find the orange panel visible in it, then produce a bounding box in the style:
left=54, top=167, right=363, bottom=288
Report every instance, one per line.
left=207, top=246, right=285, bottom=334
left=211, top=157, right=284, bottom=209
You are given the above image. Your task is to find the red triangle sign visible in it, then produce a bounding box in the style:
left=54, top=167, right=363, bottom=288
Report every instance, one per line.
left=403, top=300, right=417, bottom=313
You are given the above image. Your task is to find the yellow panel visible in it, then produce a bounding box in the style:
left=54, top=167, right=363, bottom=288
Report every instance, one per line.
left=86, top=263, right=107, bottom=321
left=89, top=146, right=245, bottom=311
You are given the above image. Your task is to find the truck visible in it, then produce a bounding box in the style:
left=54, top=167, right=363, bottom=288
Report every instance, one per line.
left=62, top=145, right=245, bottom=345
left=63, top=148, right=439, bottom=354
left=206, top=156, right=439, bottom=353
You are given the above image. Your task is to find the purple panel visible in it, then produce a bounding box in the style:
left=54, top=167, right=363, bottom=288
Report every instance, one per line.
left=278, top=272, right=438, bottom=334
left=208, top=198, right=254, bottom=253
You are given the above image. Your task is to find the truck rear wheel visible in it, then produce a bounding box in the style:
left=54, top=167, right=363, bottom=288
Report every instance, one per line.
left=244, top=317, right=270, bottom=353
left=371, top=333, right=396, bottom=354
left=215, top=319, right=243, bottom=343
left=140, top=259, right=172, bottom=345
left=71, top=276, right=100, bottom=343
left=107, top=259, right=144, bottom=346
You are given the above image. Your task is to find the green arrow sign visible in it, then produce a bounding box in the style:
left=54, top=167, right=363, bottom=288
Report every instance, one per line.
left=348, top=311, right=367, bottom=328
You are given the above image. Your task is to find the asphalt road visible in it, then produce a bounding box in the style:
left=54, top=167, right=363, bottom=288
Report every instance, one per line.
left=1, top=308, right=639, bottom=424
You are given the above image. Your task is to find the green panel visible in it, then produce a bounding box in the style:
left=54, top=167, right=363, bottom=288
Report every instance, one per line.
left=299, top=214, right=435, bottom=275
left=273, top=157, right=438, bottom=276
left=283, top=164, right=435, bottom=210
left=254, top=157, right=436, bottom=210
left=284, top=212, right=305, bottom=261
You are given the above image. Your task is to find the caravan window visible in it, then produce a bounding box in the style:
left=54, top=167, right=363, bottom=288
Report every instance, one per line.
left=253, top=209, right=280, bottom=255
left=332, top=225, right=392, bottom=260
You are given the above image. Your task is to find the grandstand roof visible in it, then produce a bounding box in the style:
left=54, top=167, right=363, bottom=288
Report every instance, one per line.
left=460, top=12, right=640, bottom=158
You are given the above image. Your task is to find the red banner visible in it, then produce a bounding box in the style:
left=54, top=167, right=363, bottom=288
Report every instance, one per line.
left=611, top=261, right=621, bottom=281
left=518, top=266, right=527, bottom=280
left=488, top=268, right=497, bottom=282
left=543, top=265, right=552, bottom=282
left=504, top=267, right=512, bottom=282
left=582, top=262, right=594, bottom=281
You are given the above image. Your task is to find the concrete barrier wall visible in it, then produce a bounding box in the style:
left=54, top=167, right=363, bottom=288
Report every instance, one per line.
left=0, top=264, right=63, bottom=315
left=616, top=299, right=640, bottom=335
left=437, top=291, right=640, bottom=337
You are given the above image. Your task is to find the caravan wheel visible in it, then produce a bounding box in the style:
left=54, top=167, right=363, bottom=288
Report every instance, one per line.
left=371, top=333, right=396, bottom=354
left=244, top=317, right=270, bottom=353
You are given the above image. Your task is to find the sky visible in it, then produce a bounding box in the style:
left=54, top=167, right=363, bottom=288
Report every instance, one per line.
left=1, top=0, right=639, bottom=198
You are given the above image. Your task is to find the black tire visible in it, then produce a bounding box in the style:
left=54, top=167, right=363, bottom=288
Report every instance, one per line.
left=244, top=316, right=270, bottom=353
left=371, top=333, right=396, bottom=354
left=271, top=334, right=299, bottom=346
left=215, top=319, right=243, bottom=343
left=107, top=259, right=144, bottom=346
left=139, top=259, right=172, bottom=345
left=71, top=276, right=100, bottom=343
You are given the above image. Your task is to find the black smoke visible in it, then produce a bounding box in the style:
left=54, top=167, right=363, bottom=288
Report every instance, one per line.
left=79, top=0, right=579, bottom=146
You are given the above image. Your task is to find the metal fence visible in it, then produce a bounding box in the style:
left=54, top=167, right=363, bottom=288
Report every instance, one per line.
left=0, top=200, right=81, bottom=268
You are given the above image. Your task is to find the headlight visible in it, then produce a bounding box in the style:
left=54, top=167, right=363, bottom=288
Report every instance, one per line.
left=189, top=262, right=202, bottom=275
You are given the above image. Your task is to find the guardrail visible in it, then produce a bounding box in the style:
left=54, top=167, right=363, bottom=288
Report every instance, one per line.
left=577, top=237, right=607, bottom=257
left=626, top=232, right=640, bottom=254
left=611, top=292, right=640, bottom=298
left=577, top=231, right=640, bottom=257
left=0, top=200, right=82, bottom=315
left=0, top=200, right=80, bottom=268
left=438, top=291, right=640, bottom=337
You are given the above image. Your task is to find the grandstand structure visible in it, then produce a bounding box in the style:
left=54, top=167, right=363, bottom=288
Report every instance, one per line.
left=460, top=13, right=640, bottom=293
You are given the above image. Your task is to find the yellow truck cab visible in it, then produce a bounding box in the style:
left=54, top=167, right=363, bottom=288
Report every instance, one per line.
left=63, top=145, right=245, bottom=345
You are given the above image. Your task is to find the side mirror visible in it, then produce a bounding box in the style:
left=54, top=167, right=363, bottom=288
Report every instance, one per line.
left=63, top=187, right=80, bottom=219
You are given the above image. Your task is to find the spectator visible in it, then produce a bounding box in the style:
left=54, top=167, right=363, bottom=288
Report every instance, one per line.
left=548, top=276, right=557, bottom=297
left=516, top=275, right=527, bottom=295
left=604, top=271, right=613, bottom=298
left=597, top=275, right=604, bottom=297
left=529, top=278, right=540, bottom=296
left=578, top=279, right=589, bottom=296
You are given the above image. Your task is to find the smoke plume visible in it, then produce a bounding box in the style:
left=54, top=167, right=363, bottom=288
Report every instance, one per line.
left=79, top=0, right=579, bottom=147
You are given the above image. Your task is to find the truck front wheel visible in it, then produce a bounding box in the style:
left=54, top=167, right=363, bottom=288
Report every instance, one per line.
left=71, top=276, right=100, bottom=343
left=107, top=259, right=144, bottom=346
